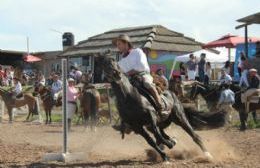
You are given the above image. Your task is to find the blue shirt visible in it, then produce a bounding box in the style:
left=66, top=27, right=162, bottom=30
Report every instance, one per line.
left=218, top=89, right=235, bottom=105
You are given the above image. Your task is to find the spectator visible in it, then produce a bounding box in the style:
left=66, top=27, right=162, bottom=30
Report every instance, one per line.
left=186, top=54, right=197, bottom=80
left=69, top=66, right=76, bottom=79
left=239, top=54, right=250, bottom=87
left=74, top=67, right=82, bottom=84
left=204, top=62, right=211, bottom=85
left=216, top=83, right=235, bottom=123
left=198, top=53, right=206, bottom=82
left=67, top=78, right=79, bottom=131
left=223, top=61, right=231, bottom=75
left=156, top=68, right=168, bottom=89
left=179, top=62, right=186, bottom=81
left=219, top=68, right=232, bottom=85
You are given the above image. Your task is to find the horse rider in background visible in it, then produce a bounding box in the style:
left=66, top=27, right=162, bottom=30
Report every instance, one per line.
left=241, top=68, right=260, bottom=108
left=10, top=77, right=23, bottom=105
left=51, top=74, right=62, bottom=105
left=113, top=34, right=165, bottom=116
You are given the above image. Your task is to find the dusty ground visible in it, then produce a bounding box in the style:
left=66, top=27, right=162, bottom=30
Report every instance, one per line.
left=0, top=116, right=259, bottom=168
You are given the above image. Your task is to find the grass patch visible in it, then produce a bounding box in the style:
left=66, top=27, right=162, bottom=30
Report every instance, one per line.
left=233, top=119, right=260, bottom=129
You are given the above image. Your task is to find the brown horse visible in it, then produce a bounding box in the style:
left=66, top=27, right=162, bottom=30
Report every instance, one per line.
left=0, top=88, right=38, bottom=122
left=34, top=85, right=62, bottom=124
left=78, top=74, right=101, bottom=129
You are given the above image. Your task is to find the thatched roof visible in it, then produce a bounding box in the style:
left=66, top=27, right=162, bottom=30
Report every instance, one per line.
left=61, top=25, right=202, bottom=57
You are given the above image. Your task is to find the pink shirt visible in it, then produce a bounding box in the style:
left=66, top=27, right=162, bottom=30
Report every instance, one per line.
left=67, top=86, right=78, bottom=102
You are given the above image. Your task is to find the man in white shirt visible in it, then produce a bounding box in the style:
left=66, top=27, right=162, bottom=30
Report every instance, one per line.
left=113, top=34, right=164, bottom=115
left=12, top=77, right=22, bottom=98
left=51, top=74, right=62, bottom=104
left=219, top=69, right=232, bottom=85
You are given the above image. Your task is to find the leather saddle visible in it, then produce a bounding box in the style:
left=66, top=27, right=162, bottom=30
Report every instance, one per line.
left=130, top=77, right=170, bottom=116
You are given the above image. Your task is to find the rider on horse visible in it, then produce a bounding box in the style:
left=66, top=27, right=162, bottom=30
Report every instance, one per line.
left=113, top=34, right=164, bottom=116
left=51, top=74, right=62, bottom=105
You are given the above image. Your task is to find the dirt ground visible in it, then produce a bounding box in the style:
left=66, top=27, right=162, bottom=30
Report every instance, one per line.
left=0, top=116, right=259, bottom=168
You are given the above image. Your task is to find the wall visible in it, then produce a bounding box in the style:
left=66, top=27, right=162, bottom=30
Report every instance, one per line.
left=147, top=50, right=184, bottom=79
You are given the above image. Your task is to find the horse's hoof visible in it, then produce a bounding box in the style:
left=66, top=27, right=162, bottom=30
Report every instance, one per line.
left=204, top=152, right=213, bottom=161
left=162, top=155, right=170, bottom=162
left=170, top=137, right=177, bottom=146
left=163, top=160, right=171, bottom=165
left=158, top=144, right=165, bottom=150
left=239, top=126, right=246, bottom=131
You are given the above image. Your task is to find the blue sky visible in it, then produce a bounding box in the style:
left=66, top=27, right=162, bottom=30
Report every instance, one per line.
left=0, top=0, right=259, bottom=52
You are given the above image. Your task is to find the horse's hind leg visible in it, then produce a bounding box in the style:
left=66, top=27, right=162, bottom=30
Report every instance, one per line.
left=252, top=110, right=257, bottom=124
left=171, top=107, right=212, bottom=159
left=45, top=110, right=48, bottom=124
left=137, top=127, right=169, bottom=162
left=49, top=110, right=52, bottom=124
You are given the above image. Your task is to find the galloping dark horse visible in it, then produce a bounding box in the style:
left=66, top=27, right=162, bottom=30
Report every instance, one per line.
left=101, top=57, right=212, bottom=162
left=79, top=74, right=101, bottom=129
left=190, top=82, right=258, bottom=130
left=34, top=85, right=62, bottom=124
left=0, top=88, right=38, bottom=122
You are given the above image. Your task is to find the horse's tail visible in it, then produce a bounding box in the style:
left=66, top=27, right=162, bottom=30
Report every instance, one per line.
left=183, top=106, right=227, bottom=130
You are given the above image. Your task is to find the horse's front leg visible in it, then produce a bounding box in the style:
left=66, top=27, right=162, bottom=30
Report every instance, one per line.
left=7, top=107, right=13, bottom=123
left=26, top=110, right=31, bottom=121
left=137, top=127, right=169, bottom=162
left=159, top=128, right=177, bottom=147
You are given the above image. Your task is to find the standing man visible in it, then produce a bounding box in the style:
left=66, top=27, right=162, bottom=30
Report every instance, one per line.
left=156, top=68, right=168, bottom=89
left=219, top=69, right=232, bottom=85
left=198, top=53, right=206, bottom=82
left=113, top=34, right=164, bottom=116
left=67, top=78, right=79, bottom=131
left=186, top=54, right=197, bottom=80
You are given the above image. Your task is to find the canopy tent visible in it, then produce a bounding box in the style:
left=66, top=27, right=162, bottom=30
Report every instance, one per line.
left=203, top=34, right=260, bottom=60
left=203, top=34, right=260, bottom=48
left=23, top=54, right=42, bottom=62
left=175, top=49, right=230, bottom=63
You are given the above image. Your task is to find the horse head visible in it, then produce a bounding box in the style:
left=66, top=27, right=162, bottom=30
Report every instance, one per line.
left=100, top=56, right=122, bottom=83
left=190, top=82, right=207, bottom=100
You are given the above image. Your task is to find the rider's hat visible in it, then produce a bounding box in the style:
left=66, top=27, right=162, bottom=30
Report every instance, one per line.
left=68, top=78, right=75, bottom=82
left=249, top=68, right=257, bottom=73
left=112, top=34, right=133, bottom=47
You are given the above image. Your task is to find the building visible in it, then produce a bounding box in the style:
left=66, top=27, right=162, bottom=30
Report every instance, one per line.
left=62, top=25, right=203, bottom=82
left=32, top=50, right=63, bottom=76
left=0, top=49, right=25, bottom=67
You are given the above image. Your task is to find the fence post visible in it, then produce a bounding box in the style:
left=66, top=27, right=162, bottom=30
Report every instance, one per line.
left=106, top=87, right=112, bottom=123
left=62, top=59, right=68, bottom=154
left=0, top=100, right=4, bottom=122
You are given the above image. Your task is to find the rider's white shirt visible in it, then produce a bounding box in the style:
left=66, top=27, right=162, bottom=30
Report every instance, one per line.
left=118, top=48, right=150, bottom=73
left=14, top=82, right=22, bottom=95
left=51, top=80, right=62, bottom=94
